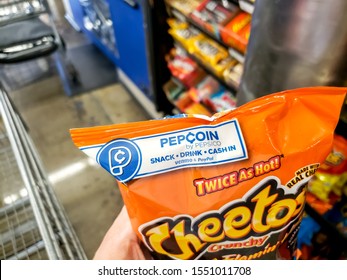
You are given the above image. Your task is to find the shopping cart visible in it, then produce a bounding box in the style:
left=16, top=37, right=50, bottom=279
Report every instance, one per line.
left=0, top=0, right=79, bottom=95
left=0, top=84, right=86, bottom=260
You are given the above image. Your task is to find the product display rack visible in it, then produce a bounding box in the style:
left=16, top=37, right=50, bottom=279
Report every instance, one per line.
left=165, top=2, right=246, bottom=64
left=299, top=105, right=347, bottom=259
left=0, top=86, right=86, bottom=260
left=163, top=0, right=253, bottom=115
left=173, top=40, right=238, bottom=93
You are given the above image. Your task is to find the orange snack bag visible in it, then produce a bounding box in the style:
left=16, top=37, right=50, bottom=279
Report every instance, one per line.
left=70, top=87, right=346, bottom=260
left=319, top=134, right=347, bottom=175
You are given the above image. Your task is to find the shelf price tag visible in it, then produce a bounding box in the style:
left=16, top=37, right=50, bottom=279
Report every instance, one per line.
left=228, top=48, right=245, bottom=64
left=239, top=0, right=255, bottom=15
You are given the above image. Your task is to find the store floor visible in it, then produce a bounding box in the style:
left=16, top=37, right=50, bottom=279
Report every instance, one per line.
left=8, top=69, right=149, bottom=259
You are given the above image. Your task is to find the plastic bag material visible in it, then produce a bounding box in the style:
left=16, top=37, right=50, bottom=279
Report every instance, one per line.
left=70, top=87, right=346, bottom=260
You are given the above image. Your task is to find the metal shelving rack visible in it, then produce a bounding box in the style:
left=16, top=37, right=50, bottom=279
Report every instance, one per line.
left=0, top=86, right=87, bottom=260
left=165, top=1, right=246, bottom=64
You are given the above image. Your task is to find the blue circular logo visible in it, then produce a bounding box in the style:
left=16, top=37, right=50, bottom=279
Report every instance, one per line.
left=96, top=139, right=141, bottom=183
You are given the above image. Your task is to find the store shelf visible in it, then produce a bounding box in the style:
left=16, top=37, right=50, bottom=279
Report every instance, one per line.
left=228, top=47, right=245, bottom=64
left=173, top=40, right=238, bottom=94
left=166, top=4, right=245, bottom=64
left=0, top=86, right=86, bottom=260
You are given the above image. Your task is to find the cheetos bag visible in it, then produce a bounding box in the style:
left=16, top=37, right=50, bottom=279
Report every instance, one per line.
left=70, top=87, right=346, bottom=260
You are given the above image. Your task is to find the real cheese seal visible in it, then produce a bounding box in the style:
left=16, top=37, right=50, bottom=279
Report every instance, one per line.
left=70, top=87, right=347, bottom=260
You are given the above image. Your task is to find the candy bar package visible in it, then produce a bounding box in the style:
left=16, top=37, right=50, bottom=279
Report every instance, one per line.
left=190, top=0, right=240, bottom=37
left=166, top=0, right=203, bottom=16
left=70, top=87, right=346, bottom=260
left=220, top=12, right=251, bottom=51
left=167, top=19, right=203, bottom=54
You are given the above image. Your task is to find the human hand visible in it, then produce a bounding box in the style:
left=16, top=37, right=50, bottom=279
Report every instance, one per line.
left=93, top=206, right=150, bottom=260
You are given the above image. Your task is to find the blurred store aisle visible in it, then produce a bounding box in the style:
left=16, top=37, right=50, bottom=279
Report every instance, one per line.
left=4, top=31, right=149, bottom=259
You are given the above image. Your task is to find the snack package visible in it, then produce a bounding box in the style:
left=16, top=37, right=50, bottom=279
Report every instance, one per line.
left=319, top=134, right=347, bottom=175
left=168, top=19, right=203, bottom=53
left=190, top=0, right=240, bottom=38
left=308, top=172, right=342, bottom=202
left=203, top=89, right=237, bottom=112
left=212, top=56, right=238, bottom=78
left=187, top=76, right=221, bottom=102
left=184, top=102, right=213, bottom=116
left=234, top=23, right=251, bottom=53
left=163, top=79, right=185, bottom=103
left=223, top=62, right=243, bottom=88
left=167, top=0, right=203, bottom=16
left=296, top=214, right=338, bottom=260
left=305, top=192, right=336, bottom=215
left=307, top=134, right=347, bottom=202
left=298, top=191, right=347, bottom=260
left=192, top=37, right=229, bottom=66
left=220, top=12, right=251, bottom=48
left=173, top=91, right=194, bottom=112
left=70, top=87, right=346, bottom=260
left=167, top=52, right=205, bottom=88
